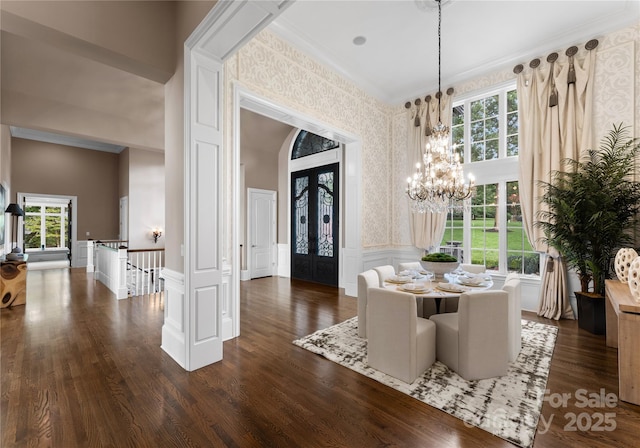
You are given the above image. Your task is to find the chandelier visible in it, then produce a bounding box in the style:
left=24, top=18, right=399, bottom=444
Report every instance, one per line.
left=406, top=0, right=474, bottom=213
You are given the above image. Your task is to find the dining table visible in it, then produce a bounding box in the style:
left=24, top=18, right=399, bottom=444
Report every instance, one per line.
left=384, top=270, right=494, bottom=315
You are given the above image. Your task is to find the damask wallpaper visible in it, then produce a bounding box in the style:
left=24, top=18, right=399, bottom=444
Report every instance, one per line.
left=223, top=23, right=639, bottom=259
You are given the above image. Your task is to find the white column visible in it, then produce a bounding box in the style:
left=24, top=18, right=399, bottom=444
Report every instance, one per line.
left=116, top=247, right=128, bottom=300
left=86, top=240, right=94, bottom=273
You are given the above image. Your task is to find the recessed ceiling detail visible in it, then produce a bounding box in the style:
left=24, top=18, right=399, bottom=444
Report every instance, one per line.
left=9, top=127, right=127, bottom=154
left=352, top=36, right=366, bottom=46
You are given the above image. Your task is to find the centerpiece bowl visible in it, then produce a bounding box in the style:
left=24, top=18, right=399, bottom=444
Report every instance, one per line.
left=420, top=253, right=459, bottom=281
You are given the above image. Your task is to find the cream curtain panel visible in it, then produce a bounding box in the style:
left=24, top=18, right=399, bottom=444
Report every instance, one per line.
left=516, top=44, right=597, bottom=320
left=406, top=91, right=454, bottom=251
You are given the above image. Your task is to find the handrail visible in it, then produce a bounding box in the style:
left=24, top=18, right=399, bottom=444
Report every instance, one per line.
left=87, top=241, right=165, bottom=298
left=127, top=248, right=165, bottom=253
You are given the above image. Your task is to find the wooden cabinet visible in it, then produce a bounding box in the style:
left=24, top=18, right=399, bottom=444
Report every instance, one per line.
left=0, top=258, right=28, bottom=308
left=605, top=280, right=640, bottom=405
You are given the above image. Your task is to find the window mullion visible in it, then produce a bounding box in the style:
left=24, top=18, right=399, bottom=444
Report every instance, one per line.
left=499, top=90, right=506, bottom=159
left=498, top=181, right=507, bottom=272
left=463, top=97, right=471, bottom=263
left=40, top=209, right=46, bottom=249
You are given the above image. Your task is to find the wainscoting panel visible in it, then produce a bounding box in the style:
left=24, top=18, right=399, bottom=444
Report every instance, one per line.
left=75, top=240, right=88, bottom=268
left=277, top=244, right=290, bottom=278
left=342, top=247, right=361, bottom=297
left=161, top=268, right=186, bottom=369
left=221, top=263, right=234, bottom=341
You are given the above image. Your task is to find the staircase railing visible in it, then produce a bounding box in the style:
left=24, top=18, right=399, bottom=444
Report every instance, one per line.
left=127, top=248, right=165, bottom=297
left=87, top=241, right=165, bottom=299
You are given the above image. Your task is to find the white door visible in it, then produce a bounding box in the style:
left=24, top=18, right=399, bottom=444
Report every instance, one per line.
left=119, top=196, right=128, bottom=242
left=249, top=189, right=276, bottom=279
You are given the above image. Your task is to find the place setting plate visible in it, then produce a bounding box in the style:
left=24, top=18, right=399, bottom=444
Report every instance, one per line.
left=435, top=282, right=469, bottom=293
left=457, top=277, right=489, bottom=287
left=385, top=275, right=412, bottom=284
left=398, top=283, right=431, bottom=294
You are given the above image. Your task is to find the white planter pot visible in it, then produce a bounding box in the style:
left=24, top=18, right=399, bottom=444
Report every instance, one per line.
left=420, top=260, right=459, bottom=280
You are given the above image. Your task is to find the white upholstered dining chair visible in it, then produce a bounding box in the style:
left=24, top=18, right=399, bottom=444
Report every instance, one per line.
left=398, top=261, right=422, bottom=272
left=502, top=273, right=522, bottom=362
left=373, top=265, right=396, bottom=287
left=459, top=263, right=487, bottom=274
left=357, top=270, right=379, bottom=338
left=429, top=290, right=509, bottom=381
left=367, top=288, right=436, bottom=383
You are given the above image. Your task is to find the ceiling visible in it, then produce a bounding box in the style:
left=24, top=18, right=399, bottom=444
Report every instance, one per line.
left=270, top=0, right=640, bottom=104
left=8, top=1, right=639, bottom=152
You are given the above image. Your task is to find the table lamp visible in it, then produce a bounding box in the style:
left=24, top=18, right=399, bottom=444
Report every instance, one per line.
left=5, top=203, right=24, bottom=260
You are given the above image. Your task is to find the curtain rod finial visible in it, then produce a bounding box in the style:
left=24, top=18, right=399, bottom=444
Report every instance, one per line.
left=585, top=39, right=599, bottom=50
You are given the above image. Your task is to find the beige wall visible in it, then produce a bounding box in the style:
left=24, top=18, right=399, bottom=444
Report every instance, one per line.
left=11, top=138, right=120, bottom=240
left=1, top=1, right=176, bottom=82
left=0, top=125, right=11, bottom=254
left=239, top=109, right=293, bottom=255
left=1, top=2, right=167, bottom=151
left=164, top=1, right=216, bottom=272
left=128, top=148, right=164, bottom=250
left=277, top=131, right=296, bottom=244
left=118, top=148, right=130, bottom=200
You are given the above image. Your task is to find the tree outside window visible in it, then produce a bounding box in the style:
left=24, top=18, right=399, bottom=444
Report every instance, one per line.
left=24, top=204, right=67, bottom=250
left=440, top=85, right=539, bottom=275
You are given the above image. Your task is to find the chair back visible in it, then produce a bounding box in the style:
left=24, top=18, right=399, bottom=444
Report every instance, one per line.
left=502, top=274, right=522, bottom=361
left=398, top=261, right=422, bottom=273
left=367, top=288, right=418, bottom=376
left=457, top=290, right=509, bottom=378
left=357, top=270, right=379, bottom=338
left=504, top=272, right=520, bottom=284
left=460, top=263, right=486, bottom=274
left=373, top=265, right=396, bottom=287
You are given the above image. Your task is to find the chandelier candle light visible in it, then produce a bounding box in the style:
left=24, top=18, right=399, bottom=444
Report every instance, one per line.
left=406, top=0, right=474, bottom=213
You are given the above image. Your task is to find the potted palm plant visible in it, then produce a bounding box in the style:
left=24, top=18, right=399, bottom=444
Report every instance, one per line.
left=537, top=124, right=640, bottom=334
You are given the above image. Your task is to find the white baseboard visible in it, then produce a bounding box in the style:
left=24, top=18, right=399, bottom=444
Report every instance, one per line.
left=240, top=270, right=251, bottom=281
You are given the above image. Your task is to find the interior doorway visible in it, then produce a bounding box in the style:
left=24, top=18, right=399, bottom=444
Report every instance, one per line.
left=235, top=86, right=363, bottom=297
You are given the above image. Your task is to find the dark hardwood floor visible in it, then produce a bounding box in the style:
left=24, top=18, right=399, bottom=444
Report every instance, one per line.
left=1, top=268, right=639, bottom=447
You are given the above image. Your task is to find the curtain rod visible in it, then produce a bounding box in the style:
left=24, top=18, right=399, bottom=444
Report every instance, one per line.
left=405, top=87, right=455, bottom=109
left=513, top=38, right=599, bottom=74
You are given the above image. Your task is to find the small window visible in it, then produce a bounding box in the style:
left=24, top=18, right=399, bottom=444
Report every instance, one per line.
left=24, top=202, right=67, bottom=250
left=291, top=130, right=339, bottom=160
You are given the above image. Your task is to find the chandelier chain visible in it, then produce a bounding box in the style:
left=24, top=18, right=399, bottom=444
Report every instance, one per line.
left=437, top=0, right=442, bottom=123
left=405, top=0, right=475, bottom=214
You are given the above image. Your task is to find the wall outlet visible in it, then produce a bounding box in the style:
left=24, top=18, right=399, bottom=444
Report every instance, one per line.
left=86, top=231, right=90, bottom=236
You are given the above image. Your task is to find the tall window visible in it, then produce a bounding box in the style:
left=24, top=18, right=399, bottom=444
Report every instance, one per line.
left=469, top=184, right=499, bottom=270
left=441, top=84, right=539, bottom=275
left=24, top=203, right=67, bottom=250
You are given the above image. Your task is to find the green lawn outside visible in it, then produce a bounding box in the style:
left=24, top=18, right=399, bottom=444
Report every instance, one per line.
left=440, top=219, right=539, bottom=273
